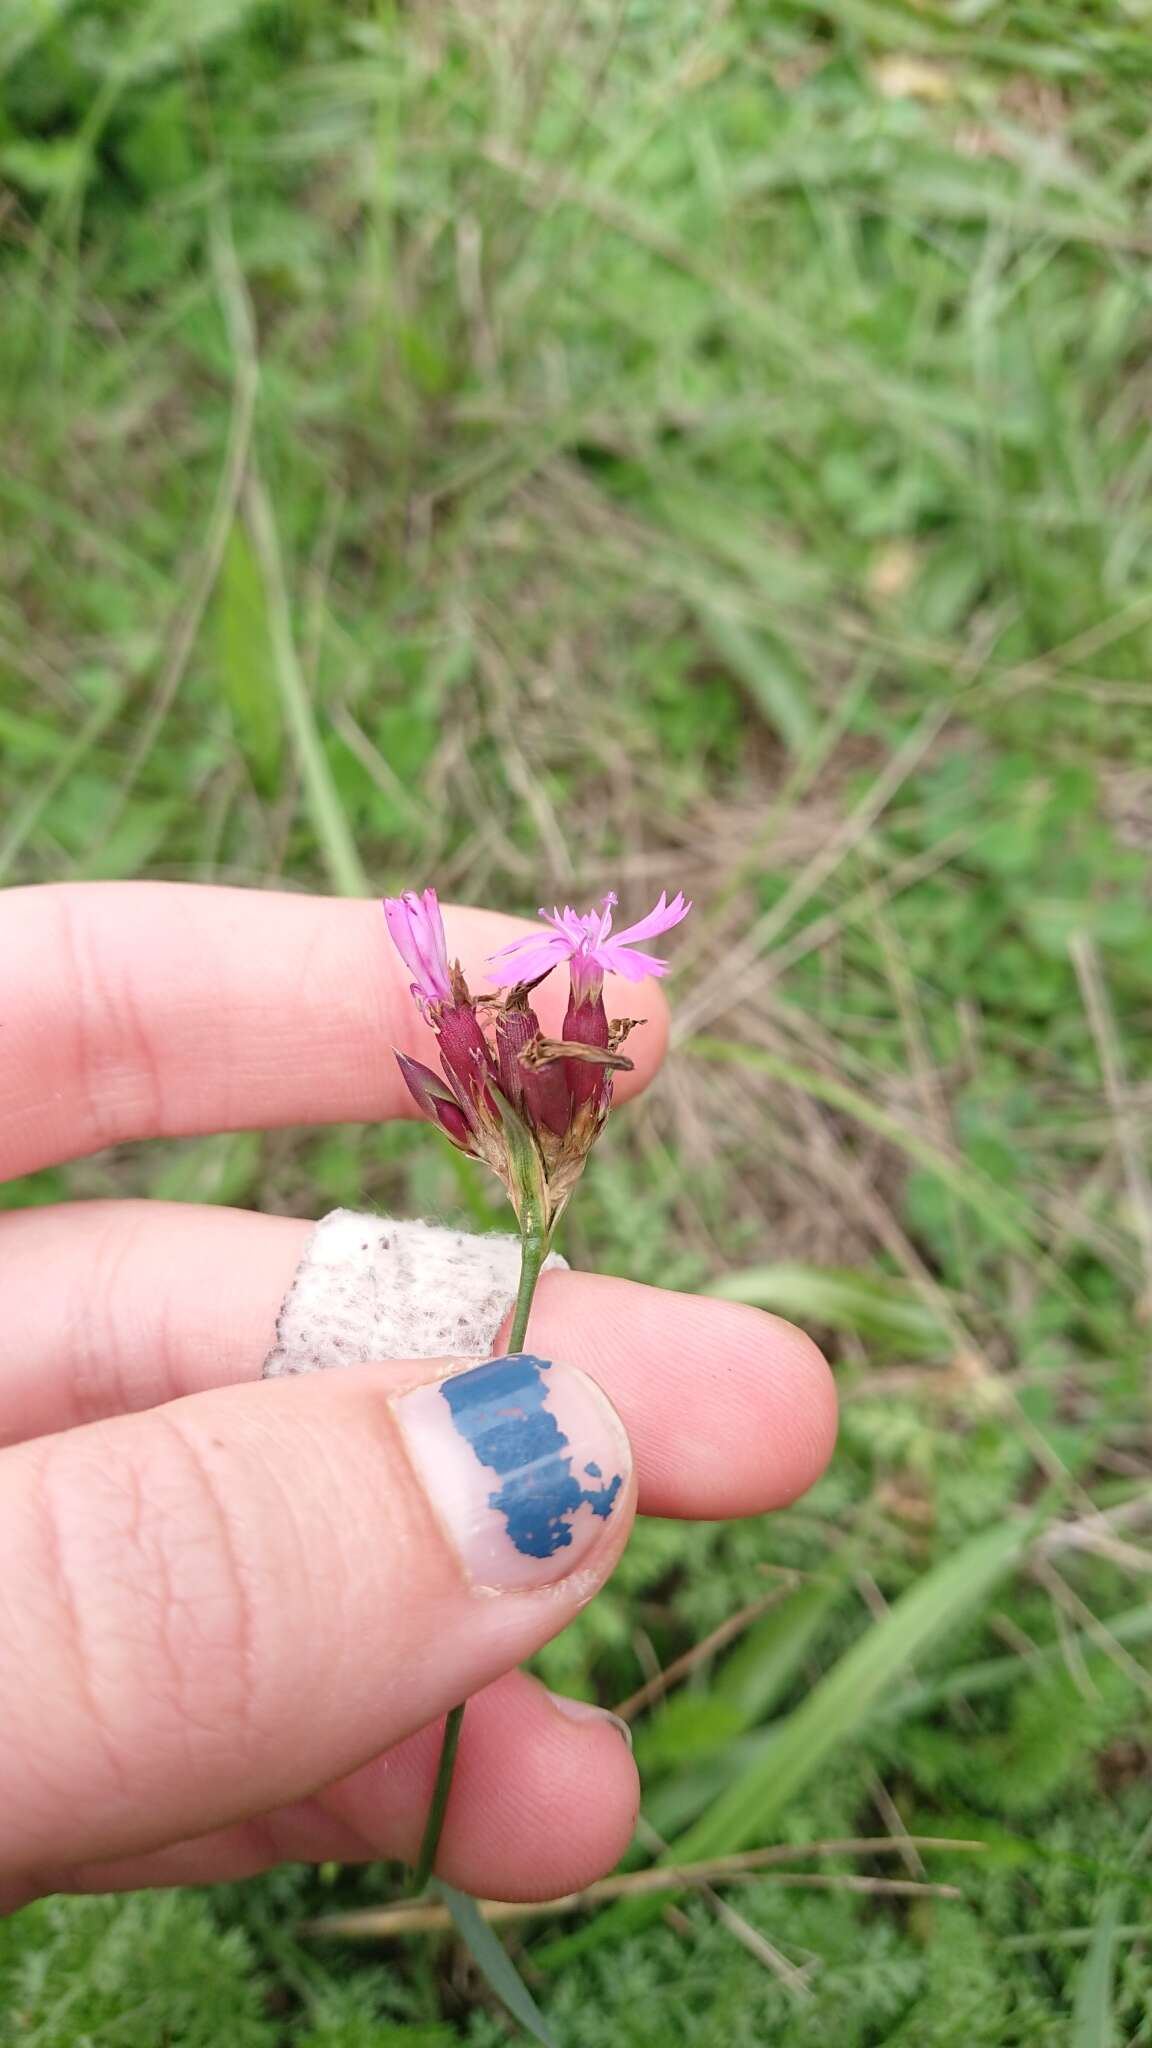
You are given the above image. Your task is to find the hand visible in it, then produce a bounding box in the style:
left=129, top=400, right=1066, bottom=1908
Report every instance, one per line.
left=0, top=883, right=836, bottom=1912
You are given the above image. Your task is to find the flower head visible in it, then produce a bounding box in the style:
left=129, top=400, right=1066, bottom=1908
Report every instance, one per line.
left=487, top=889, right=691, bottom=1003
left=382, top=882, right=688, bottom=1237
left=383, top=888, right=452, bottom=1012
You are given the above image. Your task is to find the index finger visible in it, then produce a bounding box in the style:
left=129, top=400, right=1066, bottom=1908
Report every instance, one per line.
left=0, top=883, right=670, bottom=1179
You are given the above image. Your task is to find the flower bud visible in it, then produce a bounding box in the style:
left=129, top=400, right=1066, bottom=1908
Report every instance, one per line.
left=562, top=989, right=611, bottom=1110
left=394, top=1050, right=476, bottom=1151
left=436, top=999, right=496, bottom=1107
left=496, top=995, right=572, bottom=1137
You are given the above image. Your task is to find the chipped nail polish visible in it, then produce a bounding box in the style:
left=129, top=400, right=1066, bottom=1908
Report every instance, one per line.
left=394, top=1353, right=631, bottom=1590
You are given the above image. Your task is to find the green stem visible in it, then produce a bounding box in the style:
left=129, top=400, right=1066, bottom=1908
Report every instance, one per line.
left=410, top=1221, right=552, bottom=1895
left=410, top=1700, right=464, bottom=1896
left=506, top=1222, right=550, bottom=1353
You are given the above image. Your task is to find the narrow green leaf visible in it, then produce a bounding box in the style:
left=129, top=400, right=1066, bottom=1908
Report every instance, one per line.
left=210, top=222, right=368, bottom=897
left=716, top=1575, right=845, bottom=1727
left=0, top=0, right=72, bottom=73
left=884, top=1602, right=1152, bottom=1722
left=544, top=1527, right=1030, bottom=1967
left=241, top=468, right=367, bottom=896
left=72, top=799, right=179, bottom=880
left=691, top=605, right=815, bottom=755
left=675, top=1517, right=1032, bottom=1862
left=214, top=518, right=283, bottom=797
left=639, top=1578, right=842, bottom=1807
left=1070, top=1889, right=1122, bottom=2048
left=435, top=1882, right=561, bottom=2048
left=632, top=1695, right=745, bottom=1776
left=641, top=1738, right=767, bottom=1844
left=707, top=1264, right=951, bottom=1353
left=0, top=137, right=90, bottom=195
left=0, top=679, right=126, bottom=883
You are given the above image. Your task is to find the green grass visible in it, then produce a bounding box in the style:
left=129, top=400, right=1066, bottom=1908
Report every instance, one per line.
left=3, top=1, right=1152, bottom=2040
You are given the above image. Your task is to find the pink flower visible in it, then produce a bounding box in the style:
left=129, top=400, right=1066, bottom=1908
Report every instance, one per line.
left=381, top=880, right=672, bottom=1234
left=382, top=887, right=497, bottom=1118
left=383, top=888, right=452, bottom=1011
left=488, top=890, right=690, bottom=1002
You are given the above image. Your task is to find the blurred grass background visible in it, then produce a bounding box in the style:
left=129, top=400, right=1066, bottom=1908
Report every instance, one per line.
left=3, top=1, right=1152, bottom=2041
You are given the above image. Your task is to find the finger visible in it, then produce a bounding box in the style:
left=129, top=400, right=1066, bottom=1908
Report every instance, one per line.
left=0, top=1202, right=305, bottom=1446
left=9, top=1672, right=637, bottom=1909
left=0, top=1356, right=635, bottom=1875
left=0, top=1202, right=837, bottom=1516
left=0, top=883, right=669, bottom=1178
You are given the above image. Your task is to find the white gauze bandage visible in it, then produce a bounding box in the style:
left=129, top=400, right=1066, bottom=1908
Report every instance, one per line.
left=262, top=1210, right=568, bottom=1376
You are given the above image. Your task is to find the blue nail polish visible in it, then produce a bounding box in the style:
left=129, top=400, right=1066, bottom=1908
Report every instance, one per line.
left=440, top=1354, right=622, bottom=1560
left=394, top=1353, right=631, bottom=1589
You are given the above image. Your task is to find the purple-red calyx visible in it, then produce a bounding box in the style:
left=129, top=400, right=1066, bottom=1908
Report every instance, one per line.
left=382, top=885, right=689, bottom=1230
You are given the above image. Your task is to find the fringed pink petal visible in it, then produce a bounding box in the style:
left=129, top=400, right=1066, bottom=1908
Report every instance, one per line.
left=610, top=890, right=691, bottom=948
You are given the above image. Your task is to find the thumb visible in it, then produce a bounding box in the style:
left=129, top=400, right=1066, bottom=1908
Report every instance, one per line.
left=0, top=1352, right=633, bottom=1875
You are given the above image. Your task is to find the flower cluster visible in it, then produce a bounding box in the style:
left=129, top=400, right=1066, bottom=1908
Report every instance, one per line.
left=383, top=887, right=689, bottom=1234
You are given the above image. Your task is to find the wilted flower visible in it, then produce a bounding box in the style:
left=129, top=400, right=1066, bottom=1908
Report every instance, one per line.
left=383, top=885, right=689, bottom=1235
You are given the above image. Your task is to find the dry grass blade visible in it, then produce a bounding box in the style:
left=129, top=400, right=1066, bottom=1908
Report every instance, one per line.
left=701, top=1889, right=814, bottom=1999
left=301, top=1838, right=982, bottom=1939
left=613, top=1584, right=801, bottom=1721
left=631, top=1816, right=815, bottom=1998
left=684, top=1038, right=1039, bottom=1258
left=674, top=702, right=954, bottom=1039
left=1032, top=1559, right=1152, bottom=1705
left=1040, top=1497, right=1152, bottom=1561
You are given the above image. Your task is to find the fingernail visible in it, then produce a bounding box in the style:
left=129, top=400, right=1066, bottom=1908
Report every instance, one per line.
left=548, top=1691, right=634, bottom=1750
left=394, top=1353, right=631, bottom=1591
